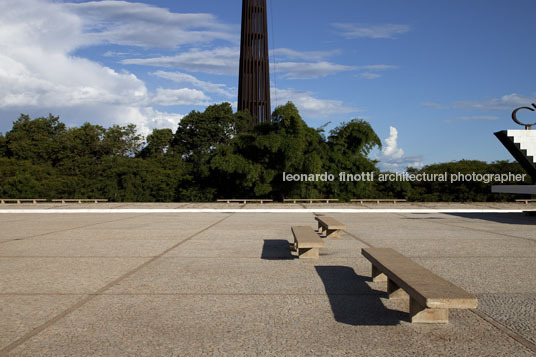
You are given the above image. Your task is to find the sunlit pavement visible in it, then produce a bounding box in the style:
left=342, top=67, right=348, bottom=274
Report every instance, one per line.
left=0, top=202, right=535, bottom=355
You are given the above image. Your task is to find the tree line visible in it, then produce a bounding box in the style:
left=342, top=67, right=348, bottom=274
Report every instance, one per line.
left=0, top=102, right=529, bottom=202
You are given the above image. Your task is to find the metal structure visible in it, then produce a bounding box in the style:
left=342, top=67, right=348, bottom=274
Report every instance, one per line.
left=512, top=103, right=536, bottom=130
left=494, top=104, right=536, bottom=183
left=238, top=0, right=271, bottom=124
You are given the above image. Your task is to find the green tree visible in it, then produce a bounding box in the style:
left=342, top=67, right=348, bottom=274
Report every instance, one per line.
left=173, top=102, right=250, bottom=161
left=406, top=160, right=530, bottom=202
left=325, top=119, right=382, bottom=200
left=5, top=114, right=66, bottom=165
left=171, top=102, right=252, bottom=201
left=210, top=102, right=328, bottom=199
left=140, top=128, right=174, bottom=158
left=0, top=132, right=6, bottom=157
left=0, top=158, right=64, bottom=199
left=62, top=123, right=106, bottom=160
left=102, top=124, right=143, bottom=157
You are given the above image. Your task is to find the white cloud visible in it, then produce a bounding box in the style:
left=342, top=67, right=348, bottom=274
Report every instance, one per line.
left=126, top=48, right=356, bottom=80
left=455, top=93, right=536, bottom=110
left=0, top=0, right=186, bottom=136
left=271, top=48, right=341, bottom=61
left=152, top=88, right=210, bottom=106
left=333, top=23, right=411, bottom=39
left=377, top=126, right=423, bottom=171
left=354, top=65, right=397, bottom=79
left=357, top=72, right=381, bottom=80
left=379, top=158, right=424, bottom=172
left=420, top=102, right=445, bottom=109
left=122, top=47, right=240, bottom=75
left=141, top=108, right=184, bottom=134
left=64, top=0, right=236, bottom=49
left=383, top=126, right=404, bottom=159
left=272, top=88, right=358, bottom=118
left=102, top=51, right=133, bottom=57
left=355, top=65, right=398, bottom=71
left=274, top=61, right=355, bottom=79
left=154, top=71, right=235, bottom=98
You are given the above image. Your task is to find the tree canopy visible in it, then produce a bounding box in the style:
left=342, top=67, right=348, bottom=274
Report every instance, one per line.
left=0, top=103, right=529, bottom=202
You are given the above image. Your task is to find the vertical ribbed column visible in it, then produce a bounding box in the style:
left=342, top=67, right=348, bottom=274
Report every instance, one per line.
left=238, top=0, right=271, bottom=125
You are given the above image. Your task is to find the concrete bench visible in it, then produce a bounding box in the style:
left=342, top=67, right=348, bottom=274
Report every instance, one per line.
left=291, top=226, right=324, bottom=259
left=52, top=199, right=108, bottom=204
left=217, top=199, right=273, bottom=204
left=351, top=199, right=406, bottom=204
left=284, top=199, right=339, bottom=204
left=516, top=199, right=536, bottom=204
left=0, top=199, right=46, bottom=204
left=362, top=248, right=477, bottom=324
left=315, top=216, right=346, bottom=239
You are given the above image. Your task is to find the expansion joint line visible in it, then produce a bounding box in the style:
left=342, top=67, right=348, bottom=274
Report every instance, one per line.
left=0, top=214, right=149, bottom=245
left=312, top=211, right=535, bottom=352
left=470, top=309, right=536, bottom=353
left=0, top=213, right=234, bottom=356
left=390, top=212, right=536, bottom=351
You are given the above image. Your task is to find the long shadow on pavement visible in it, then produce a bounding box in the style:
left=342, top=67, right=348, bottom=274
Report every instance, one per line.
left=261, top=239, right=296, bottom=260
left=315, top=266, right=404, bottom=326
left=446, top=212, right=536, bottom=225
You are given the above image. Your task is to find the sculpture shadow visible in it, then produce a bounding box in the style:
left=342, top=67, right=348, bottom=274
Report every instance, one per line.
left=315, top=266, right=404, bottom=326
left=261, top=240, right=295, bottom=260
left=446, top=212, right=536, bottom=225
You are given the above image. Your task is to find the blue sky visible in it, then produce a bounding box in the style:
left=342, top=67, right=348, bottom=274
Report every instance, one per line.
left=0, top=0, right=535, bottom=170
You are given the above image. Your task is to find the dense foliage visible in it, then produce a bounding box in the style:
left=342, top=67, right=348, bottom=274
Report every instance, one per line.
left=0, top=102, right=531, bottom=202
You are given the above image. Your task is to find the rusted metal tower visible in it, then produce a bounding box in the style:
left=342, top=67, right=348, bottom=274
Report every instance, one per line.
left=238, top=0, right=271, bottom=124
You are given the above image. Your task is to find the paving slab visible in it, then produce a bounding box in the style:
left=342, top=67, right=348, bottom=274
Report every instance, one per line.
left=0, top=239, right=179, bottom=257
left=413, top=257, right=536, bottom=294
left=0, top=257, right=147, bottom=294
left=0, top=295, right=85, bottom=349
left=27, top=228, right=200, bottom=241
left=165, top=232, right=365, bottom=258
left=0, top=208, right=534, bottom=355
left=8, top=295, right=533, bottom=356
left=106, top=257, right=374, bottom=295
left=370, top=237, right=536, bottom=257
left=478, top=294, right=536, bottom=346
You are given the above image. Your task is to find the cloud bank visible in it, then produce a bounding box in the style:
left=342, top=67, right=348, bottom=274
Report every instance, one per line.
left=377, top=126, right=423, bottom=171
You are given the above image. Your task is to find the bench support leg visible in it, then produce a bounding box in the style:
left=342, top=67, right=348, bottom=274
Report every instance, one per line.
left=371, top=265, right=387, bottom=282
left=410, top=298, right=448, bottom=324
left=298, top=247, right=319, bottom=259
left=387, top=279, right=408, bottom=299
left=325, top=229, right=340, bottom=239
left=317, top=223, right=324, bottom=234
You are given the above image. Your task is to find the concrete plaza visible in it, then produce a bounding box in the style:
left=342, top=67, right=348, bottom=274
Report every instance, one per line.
left=0, top=202, right=535, bottom=355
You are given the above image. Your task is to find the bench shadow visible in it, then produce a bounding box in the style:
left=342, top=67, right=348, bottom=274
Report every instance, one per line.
left=261, top=240, right=296, bottom=260
left=315, top=266, right=405, bottom=326
left=446, top=212, right=536, bottom=225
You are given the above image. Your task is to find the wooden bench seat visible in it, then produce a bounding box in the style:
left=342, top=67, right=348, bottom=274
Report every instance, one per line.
left=362, top=248, right=477, bottom=324
left=284, top=198, right=338, bottom=204
left=0, top=199, right=46, bottom=204
left=291, top=226, right=324, bottom=259
left=516, top=199, right=536, bottom=204
left=217, top=199, right=273, bottom=204
left=52, top=199, right=108, bottom=204
left=351, top=199, right=406, bottom=204
left=315, top=216, right=346, bottom=239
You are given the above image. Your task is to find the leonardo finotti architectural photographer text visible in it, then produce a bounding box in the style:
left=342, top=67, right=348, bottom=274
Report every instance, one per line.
left=282, top=172, right=526, bottom=184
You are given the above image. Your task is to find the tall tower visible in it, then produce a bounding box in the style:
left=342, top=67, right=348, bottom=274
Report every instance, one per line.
left=238, top=0, right=271, bottom=124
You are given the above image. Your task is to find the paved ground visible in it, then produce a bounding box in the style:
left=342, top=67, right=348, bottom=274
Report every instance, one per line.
left=0, top=202, right=535, bottom=356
